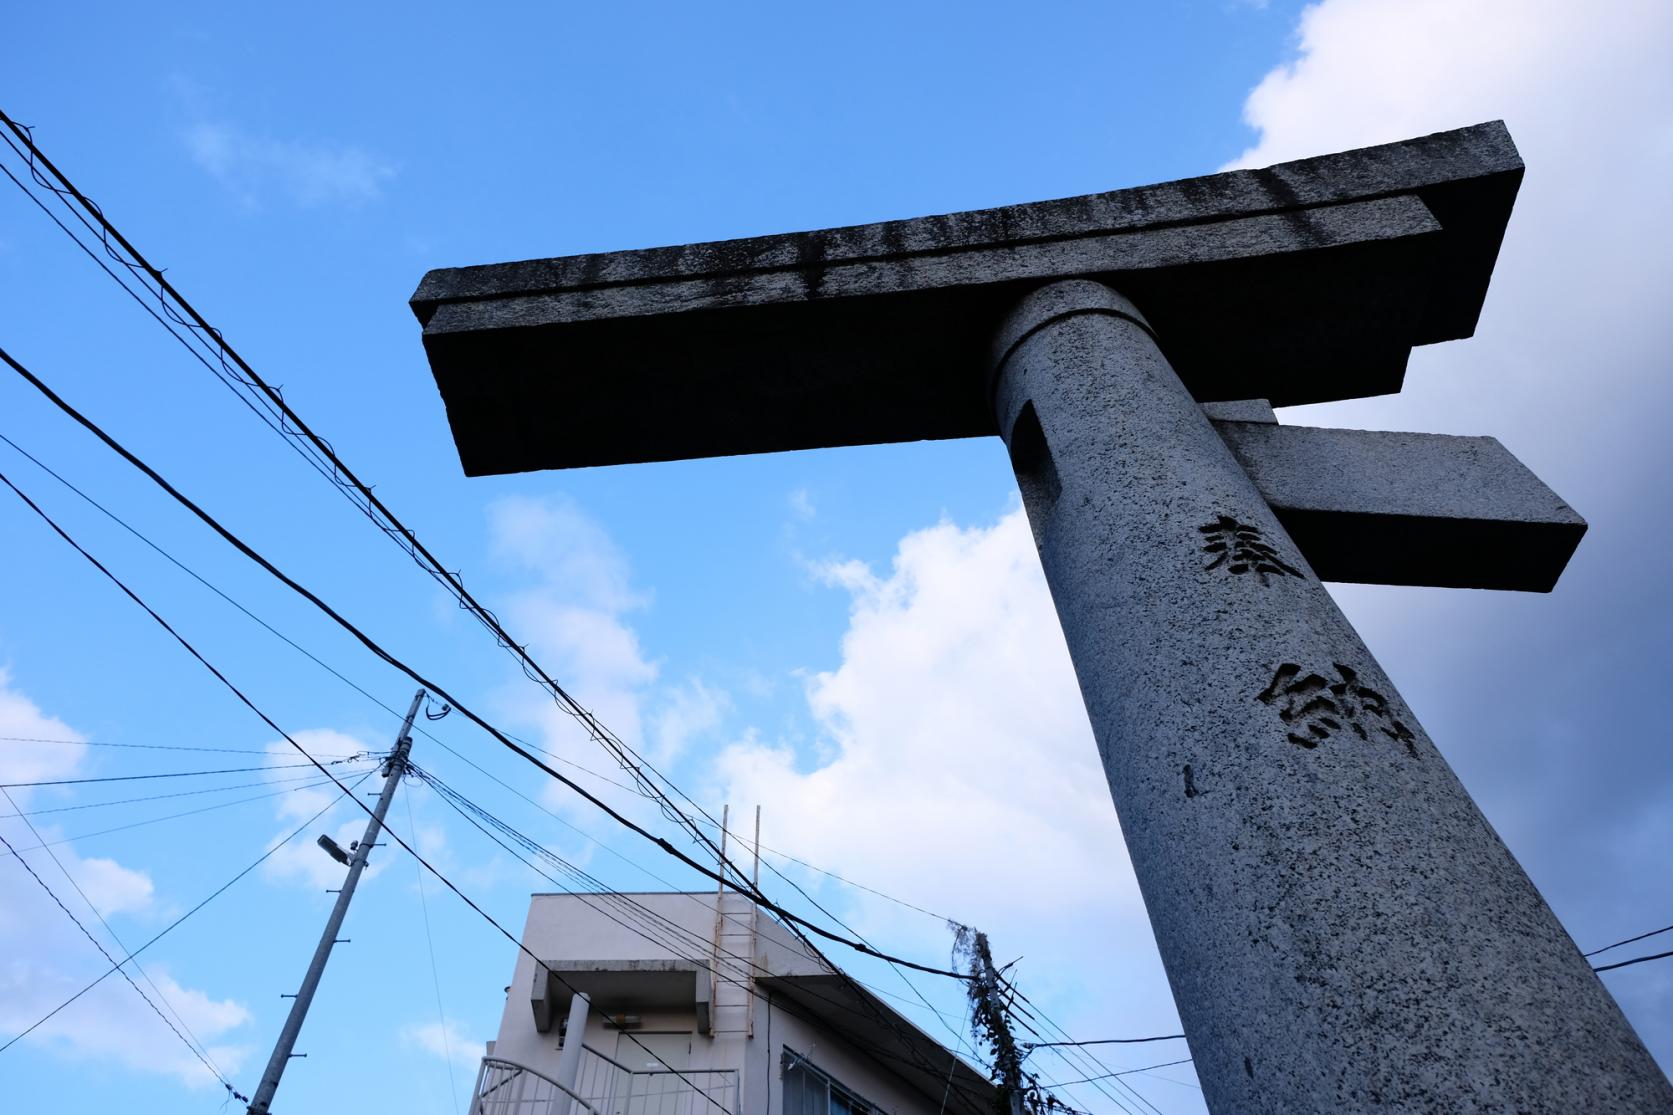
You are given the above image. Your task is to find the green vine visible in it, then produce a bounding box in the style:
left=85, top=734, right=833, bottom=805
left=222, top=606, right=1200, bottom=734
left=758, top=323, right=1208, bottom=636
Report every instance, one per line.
left=950, top=922, right=1063, bottom=1115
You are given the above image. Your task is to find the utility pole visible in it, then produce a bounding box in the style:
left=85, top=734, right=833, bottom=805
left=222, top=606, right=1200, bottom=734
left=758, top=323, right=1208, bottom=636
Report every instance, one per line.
left=954, top=926, right=1030, bottom=1115
left=247, top=688, right=425, bottom=1114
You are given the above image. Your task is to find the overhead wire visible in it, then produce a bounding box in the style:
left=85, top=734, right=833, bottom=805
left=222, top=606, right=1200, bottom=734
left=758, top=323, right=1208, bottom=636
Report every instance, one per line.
left=0, top=462, right=740, bottom=1114
left=703, top=814, right=952, bottom=924
left=404, top=763, right=996, bottom=1115
left=402, top=779, right=460, bottom=1114
left=0, top=772, right=370, bottom=856
left=0, top=123, right=1000, bottom=1109
left=1, top=781, right=233, bottom=1090
left=1, top=756, right=364, bottom=789
left=1584, top=920, right=1673, bottom=959
left=0, top=343, right=965, bottom=982
left=0, top=765, right=377, bottom=820
left=1, top=117, right=1182, bottom=1113
left=0, top=733, right=361, bottom=758
left=1005, top=982, right=1176, bottom=1115
left=1026, top=1034, right=1189, bottom=1050
left=0, top=112, right=738, bottom=884
left=0, top=425, right=644, bottom=803
left=1593, top=949, right=1673, bottom=974
left=1040, top=1058, right=1197, bottom=1091
left=0, top=767, right=378, bottom=1060
left=0, top=824, right=247, bottom=1100
left=2, top=412, right=985, bottom=1090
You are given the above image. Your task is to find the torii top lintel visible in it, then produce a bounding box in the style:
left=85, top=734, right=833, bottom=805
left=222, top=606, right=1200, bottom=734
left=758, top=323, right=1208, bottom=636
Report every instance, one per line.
left=411, top=122, right=1521, bottom=478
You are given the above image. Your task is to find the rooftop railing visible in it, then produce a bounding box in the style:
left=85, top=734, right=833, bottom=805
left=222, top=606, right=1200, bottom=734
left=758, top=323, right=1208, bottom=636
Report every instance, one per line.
left=471, top=1046, right=739, bottom=1115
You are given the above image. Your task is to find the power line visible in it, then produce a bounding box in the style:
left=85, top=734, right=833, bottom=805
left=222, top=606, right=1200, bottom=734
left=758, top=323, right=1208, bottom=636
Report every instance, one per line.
left=5, top=120, right=1184, bottom=1115
left=0, top=453, right=986, bottom=1115
left=1, top=780, right=234, bottom=1088
left=1002, top=979, right=1174, bottom=1115
left=1040, top=1058, right=1196, bottom=1090
left=1, top=757, right=362, bottom=788
left=0, top=426, right=641, bottom=801
left=1593, top=949, right=1673, bottom=974
left=0, top=112, right=738, bottom=888
left=402, top=779, right=460, bottom=1114
left=408, top=764, right=995, bottom=1115
left=0, top=347, right=965, bottom=982
left=0, top=120, right=974, bottom=1057
left=0, top=733, right=360, bottom=758
left=0, top=768, right=376, bottom=1059
left=1584, top=920, right=1673, bottom=958
left=0, top=825, right=247, bottom=1100
left=1025, top=1034, right=1188, bottom=1051
left=702, top=815, right=952, bottom=923
left=3, top=411, right=977, bottom=1071
left=0, top=460, right=744, bottom=1113
left=0, top=766, right=376, bottom=820
left=0, top=772, right=363, bottom=856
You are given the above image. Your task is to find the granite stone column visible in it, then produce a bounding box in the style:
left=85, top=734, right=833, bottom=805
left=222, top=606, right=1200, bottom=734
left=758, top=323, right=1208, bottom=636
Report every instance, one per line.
left=989, top=279, right=1672, bottom=1113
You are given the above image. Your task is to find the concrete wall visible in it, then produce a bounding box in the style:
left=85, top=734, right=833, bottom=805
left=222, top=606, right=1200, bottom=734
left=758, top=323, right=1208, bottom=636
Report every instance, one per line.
left=486, top=893, right=946, bottom=1114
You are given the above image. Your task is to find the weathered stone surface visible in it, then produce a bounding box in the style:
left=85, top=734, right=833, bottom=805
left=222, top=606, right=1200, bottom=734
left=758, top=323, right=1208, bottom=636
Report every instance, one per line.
left=1201, top=398, right=1277, bottom=424
left=1211, top=421, right=1586, bottom=591
left=413, top=123, right=1520, bottom=476
left=992, top=279, right=1672, bottom=1114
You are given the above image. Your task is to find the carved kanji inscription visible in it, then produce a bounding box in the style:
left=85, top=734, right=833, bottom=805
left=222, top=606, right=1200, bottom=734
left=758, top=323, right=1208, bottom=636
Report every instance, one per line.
left=1257, top=662, right=1418, bottom=757
left=1198, top=514, right=1301, bottom=584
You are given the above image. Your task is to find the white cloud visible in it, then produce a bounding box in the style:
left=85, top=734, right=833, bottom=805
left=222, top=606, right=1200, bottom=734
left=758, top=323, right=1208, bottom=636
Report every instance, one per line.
left=702, top=6, right=1673, bottom=1088
left=788, top=487, right=816, bottom=522
left=259, top=731, right=388, bottom=891
left=488, top=495, right=657, bottom=761
left=402, top=1018, right=481, bottom=1073
left=0, top=673, right=253, bottom=1089
left=710, top=509, right=1169, bottom=1021
left=649, top=678, right=730, bottom=766
left=484, top=494, right=736, bottom=831
left=184, top=122, right=397, bottom=207
left=0, top=666, right=86, bottom=797
left=1223, top=0, right=1673, bottom=1074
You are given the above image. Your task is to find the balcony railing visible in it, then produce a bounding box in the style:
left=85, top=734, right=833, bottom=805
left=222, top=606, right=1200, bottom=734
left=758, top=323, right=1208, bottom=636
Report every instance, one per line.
left=472, top=1046, right=739, bottom=1115
left=471, top=1056, right=602, bottom=1115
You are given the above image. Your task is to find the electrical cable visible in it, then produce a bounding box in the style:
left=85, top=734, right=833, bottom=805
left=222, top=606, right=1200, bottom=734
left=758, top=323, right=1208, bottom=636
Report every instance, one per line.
left=0, top=765, right=376, bottom=820
left=0, top=125, right=1166, bottom=1109
left=0, top=733, right=360, bottom=758
left=1026, top=1034, right=1189, bottom=1050
left=2, top=414, right=979, bottom=1085
left=0, top=825, right=247, bottom=1100
left=0, top=345, right=965, bottom=982
left=0, top=114, right=735, bottom=879
left=402, top=779, right=460, bottom=1114
left=0, top=773, right=368, bottom=857
left=0, top=426, right=645, bottom=802
left=0, top=465, right=739, bottom=1113
left=0, top=768, right=377, bottom=1061
left=0, top=122, right=979, bottom=1080
left=1593, top=949, right=1673, bottom=974
left=703, top=814, right=952, bottom=924
left=1040, top=1058, right=1196, bottom=1090
left=403, top=764, right=996, bottom=1115
left=1, top=757, right=362, bottom=789
left=1584, top=920, right=1673, bottom=958
left=1, top=781, right=233, bottom=1087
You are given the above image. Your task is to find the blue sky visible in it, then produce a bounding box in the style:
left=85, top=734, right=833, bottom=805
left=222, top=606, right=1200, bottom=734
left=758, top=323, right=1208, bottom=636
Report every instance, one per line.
left=2, top=3, right=1670, bottom=1113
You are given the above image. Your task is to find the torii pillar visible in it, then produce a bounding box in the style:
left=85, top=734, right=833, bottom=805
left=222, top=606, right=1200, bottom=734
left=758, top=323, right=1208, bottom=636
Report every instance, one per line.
left=410, top=123, right=1673, bottom=1112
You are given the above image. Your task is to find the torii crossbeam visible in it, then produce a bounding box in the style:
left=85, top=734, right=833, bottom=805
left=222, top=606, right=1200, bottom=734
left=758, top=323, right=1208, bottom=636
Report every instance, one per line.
left=410, top=123, right=1672, bottom=1112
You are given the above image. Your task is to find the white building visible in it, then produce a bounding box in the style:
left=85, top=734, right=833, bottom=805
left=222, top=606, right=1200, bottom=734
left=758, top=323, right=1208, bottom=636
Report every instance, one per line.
left=470, top=891, right=996, bottom=1115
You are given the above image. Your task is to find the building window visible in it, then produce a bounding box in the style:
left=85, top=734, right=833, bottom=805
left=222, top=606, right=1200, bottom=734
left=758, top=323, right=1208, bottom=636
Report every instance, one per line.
left=782, top=1048, right=881, bottom=1115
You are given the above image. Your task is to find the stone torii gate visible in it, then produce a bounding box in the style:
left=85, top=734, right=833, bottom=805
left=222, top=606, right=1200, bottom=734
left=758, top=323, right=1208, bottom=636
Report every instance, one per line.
left=410, top=123, right=1673, bottom=1112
